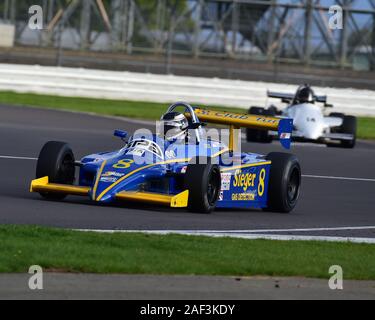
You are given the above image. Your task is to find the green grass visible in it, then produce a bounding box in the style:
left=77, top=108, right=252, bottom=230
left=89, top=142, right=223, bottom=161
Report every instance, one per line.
left=1, top=225, right=374, bottom=280
left=358, top=117, right=375, bottom=140
left=0, top=91, right=374, bottom=139
left=0, top=91, right=245, bottom=120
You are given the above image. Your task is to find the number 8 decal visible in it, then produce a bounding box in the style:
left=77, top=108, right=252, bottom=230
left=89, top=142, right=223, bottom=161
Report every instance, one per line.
left=113, top=159, right=134, bottom=169
left=258, top=169, right=266, bottom=196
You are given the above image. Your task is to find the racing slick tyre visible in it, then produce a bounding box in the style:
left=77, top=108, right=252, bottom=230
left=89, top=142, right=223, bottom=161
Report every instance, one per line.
left=246, top=107, right=274, bottom=143
left=184, top=157, right=221, bottom=214
left=329, top=114, right=357, bottom=148
left=340, top=116, right=357, bottom=149
left=264, top=153, right=301, bottom=213
left=36, top=141, right=76, bottom=200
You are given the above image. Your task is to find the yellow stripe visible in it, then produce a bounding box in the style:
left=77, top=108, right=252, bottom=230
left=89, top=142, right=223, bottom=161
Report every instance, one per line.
left=92, top=160, right=107, bottom=200
left=96, top=158, right=190, bottom=201
left=96, top=148, right=231, bottom=202
left=212, top=148, right=229, bottom=158
left=220, top=161, right=271, bottom=172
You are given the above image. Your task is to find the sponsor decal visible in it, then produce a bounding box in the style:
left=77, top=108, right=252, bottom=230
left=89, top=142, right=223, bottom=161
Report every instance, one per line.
left=219, top=191, right=224, bottom=201
left=280, top=133, right=291, bottom=139
left=256, top=117, right=278, bottom=124
left=233, top=170, right=256, bottom=192
left=217, top=112, right=247, bottom=120
left=180, top=166, right=188, bottom=174
left=231, top=192, right=256, bottom=201
left=197, top=109, right=249, bottom=120
left=102, top=171, right=125, bottom=178
left=221, top=173, right=232, bottom=191
left=100, top=177, right=118, bottom=183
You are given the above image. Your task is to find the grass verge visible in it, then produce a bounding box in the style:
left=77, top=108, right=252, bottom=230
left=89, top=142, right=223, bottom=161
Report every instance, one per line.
left=0, top=91, right=245, bottom=120
left=2, top=91, right=373, bottom=140
left=358, top=117, right=375, bottom=140
left=1, top=225, right=374, bottom=280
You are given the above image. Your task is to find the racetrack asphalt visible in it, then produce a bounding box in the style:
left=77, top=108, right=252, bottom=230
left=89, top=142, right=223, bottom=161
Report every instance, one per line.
left=0, top=104, right=375, bottom=238
left=1, top=273, right=374, bottom=300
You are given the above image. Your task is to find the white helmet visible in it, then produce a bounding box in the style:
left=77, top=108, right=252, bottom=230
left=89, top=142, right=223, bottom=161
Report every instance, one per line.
left=160, top=112, right=189, bottom=142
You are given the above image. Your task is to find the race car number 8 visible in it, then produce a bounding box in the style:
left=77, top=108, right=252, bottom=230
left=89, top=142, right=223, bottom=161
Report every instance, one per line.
left=258, top=169, right=266, bottom=197
left=113, top=159, right=134, bottom=169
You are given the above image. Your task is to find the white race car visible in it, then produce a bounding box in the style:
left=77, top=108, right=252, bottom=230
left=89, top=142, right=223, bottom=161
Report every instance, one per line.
left=246, top=85, right=357, bottom=148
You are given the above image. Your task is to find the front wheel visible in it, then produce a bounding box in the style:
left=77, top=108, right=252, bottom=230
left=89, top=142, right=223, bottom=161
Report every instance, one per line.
left=36, top=141, right=76, bottom=200
left=184, top=157, right=221, bottom=214
left=264, top=153, right=301, bottom=213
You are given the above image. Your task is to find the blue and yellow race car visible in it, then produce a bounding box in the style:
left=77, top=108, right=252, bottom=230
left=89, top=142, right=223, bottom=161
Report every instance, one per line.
left=30, top=102, right=301, bottom=213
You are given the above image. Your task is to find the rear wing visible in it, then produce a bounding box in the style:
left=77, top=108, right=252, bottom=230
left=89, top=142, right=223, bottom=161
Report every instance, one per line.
left=193, top=108, right=293, bottom=150
left=268, top=91, right=327, bottom=104
left=267, top=91, right=295, bottom=103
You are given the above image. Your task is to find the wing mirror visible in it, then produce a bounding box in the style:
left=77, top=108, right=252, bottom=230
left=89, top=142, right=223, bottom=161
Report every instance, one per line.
left=114, top=130, right=128, bottom=140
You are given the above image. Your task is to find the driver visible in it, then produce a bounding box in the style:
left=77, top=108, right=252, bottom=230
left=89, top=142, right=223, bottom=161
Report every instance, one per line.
left=160, top=112, right=189, bottom=142
left=294, top=85, right=315, bottom=104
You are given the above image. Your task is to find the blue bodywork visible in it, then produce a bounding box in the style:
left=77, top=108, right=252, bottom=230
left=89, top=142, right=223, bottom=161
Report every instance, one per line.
left=76, top=103, right=293, bottom=210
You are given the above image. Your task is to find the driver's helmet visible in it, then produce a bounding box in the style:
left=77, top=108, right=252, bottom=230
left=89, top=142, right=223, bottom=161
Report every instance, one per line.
left=295, top=85, right=315, bottom=104
left=160, top=112, right=189, bottom=142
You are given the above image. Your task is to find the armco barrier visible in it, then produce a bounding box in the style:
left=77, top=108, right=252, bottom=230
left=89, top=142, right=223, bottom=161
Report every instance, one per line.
left=0, top=63, right=374, bottom=116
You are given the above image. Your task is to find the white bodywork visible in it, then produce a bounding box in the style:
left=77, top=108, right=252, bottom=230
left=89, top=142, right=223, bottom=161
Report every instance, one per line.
left=280, top=103, right=351, bottom=141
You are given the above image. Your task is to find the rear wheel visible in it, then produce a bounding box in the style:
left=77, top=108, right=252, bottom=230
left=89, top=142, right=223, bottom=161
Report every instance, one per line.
left=246, top=107, right=274, bottom=143
left=341, top=116, right=357, bottom=148
left=264, top=153, right=301, bottom=213
left=36, top=141, right=75, bottom=200
left=329, top=114, right=357, bottom=148
left=184, top=157, right=221, bottom=214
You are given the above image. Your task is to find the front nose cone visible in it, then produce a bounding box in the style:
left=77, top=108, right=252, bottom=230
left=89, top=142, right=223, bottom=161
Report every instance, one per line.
left=300, top=122, right=323, bottom=140
left=96, top=193, right=113, bottom=203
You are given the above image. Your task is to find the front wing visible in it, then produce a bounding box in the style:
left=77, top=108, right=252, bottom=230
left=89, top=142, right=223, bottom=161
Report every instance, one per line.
left=270, top=131, right=354, bottom=142
left=30, top=177, right=189, bottom=208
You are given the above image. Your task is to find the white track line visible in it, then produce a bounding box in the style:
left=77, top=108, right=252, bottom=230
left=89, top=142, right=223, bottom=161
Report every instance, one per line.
left=76, top=229, right=375, bottom=244
left=302, top=175, right=375, bottom=182
left=77, top=225, right=375, bottom=234
left=137, top=226, right=375, bottom=234
left=0, top=155, right=37, bottom=161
